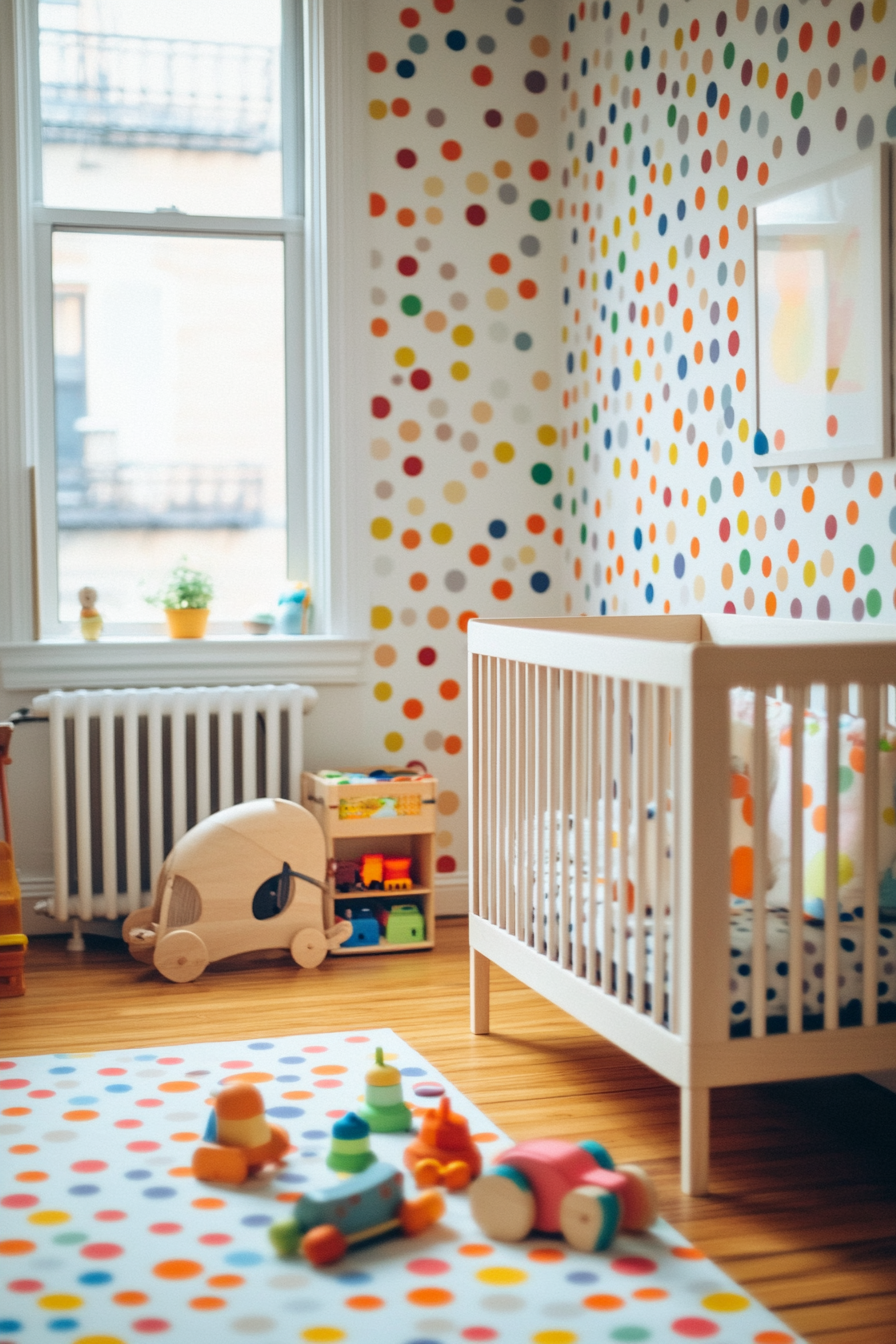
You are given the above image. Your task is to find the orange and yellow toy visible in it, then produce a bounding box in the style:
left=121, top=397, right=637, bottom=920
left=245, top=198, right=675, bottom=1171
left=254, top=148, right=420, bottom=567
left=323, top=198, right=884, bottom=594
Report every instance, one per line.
left=192, top=1082, right=290, bottom=1183
left=404, top=1094, right=482, bottom=1191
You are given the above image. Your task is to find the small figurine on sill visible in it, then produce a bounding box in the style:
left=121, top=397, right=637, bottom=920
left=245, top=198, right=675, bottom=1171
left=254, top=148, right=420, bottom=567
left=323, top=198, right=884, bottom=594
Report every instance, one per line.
left=275, top=583, right=311, bottom=635
left=78, top=587, right=103, bottom=641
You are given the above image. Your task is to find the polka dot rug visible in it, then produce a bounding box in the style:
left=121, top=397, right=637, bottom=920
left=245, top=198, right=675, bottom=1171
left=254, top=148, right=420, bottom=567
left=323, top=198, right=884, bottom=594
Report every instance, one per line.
left=1, top=1030, right=802, bottom=1343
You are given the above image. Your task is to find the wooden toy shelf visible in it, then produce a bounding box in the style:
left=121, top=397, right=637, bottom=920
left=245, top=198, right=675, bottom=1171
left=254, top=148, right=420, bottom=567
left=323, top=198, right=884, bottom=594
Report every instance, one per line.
left=301, top=772, right=436, bottom=955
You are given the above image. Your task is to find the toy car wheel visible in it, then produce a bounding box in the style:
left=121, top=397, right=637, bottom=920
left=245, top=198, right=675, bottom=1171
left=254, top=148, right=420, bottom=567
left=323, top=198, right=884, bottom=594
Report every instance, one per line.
left=469, top=1167, right=536, bottom=1242
left=291, top=927, right=327, bottom=969
left=301, top=1224, right=348, bottom=1266
left=559, top=1185, right=620, bottom=1252
left=154, top=929, right=209, bottom=983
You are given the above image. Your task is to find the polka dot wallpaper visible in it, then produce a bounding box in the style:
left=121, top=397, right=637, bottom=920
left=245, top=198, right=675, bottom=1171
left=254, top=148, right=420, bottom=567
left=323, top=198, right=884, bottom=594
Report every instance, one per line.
left=557, top=0, right=896, bottom=623
left=362, top=0, right=561, bottom=881
left=356, top=0, right=896, bottom=888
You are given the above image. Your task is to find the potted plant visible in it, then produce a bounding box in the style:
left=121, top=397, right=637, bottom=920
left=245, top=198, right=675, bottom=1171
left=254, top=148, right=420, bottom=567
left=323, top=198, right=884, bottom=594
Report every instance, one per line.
left=148, top=560, right=214, bottom=639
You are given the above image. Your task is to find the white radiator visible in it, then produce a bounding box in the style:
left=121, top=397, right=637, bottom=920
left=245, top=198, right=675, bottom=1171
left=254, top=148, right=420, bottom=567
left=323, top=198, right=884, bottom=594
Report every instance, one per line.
left=32, top=684, right=318, bottom=923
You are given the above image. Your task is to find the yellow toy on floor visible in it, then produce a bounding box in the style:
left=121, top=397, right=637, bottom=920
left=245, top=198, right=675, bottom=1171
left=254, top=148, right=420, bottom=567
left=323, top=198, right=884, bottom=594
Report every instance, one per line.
left=123, top=798, right=352, bottom=982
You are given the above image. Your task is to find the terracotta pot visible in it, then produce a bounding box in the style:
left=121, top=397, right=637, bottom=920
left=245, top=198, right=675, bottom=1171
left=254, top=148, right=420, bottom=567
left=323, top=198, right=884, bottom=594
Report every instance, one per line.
left=165, top=608, right=209, bottom=639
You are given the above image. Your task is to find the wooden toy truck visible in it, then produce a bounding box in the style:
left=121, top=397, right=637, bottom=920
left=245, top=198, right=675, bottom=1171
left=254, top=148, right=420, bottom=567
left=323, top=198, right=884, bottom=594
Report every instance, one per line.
left=123, top=798, right=351, bottom=982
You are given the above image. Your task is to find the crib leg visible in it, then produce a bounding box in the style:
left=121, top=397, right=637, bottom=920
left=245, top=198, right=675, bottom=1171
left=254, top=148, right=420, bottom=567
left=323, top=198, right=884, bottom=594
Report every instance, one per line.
left=471, top=949, right=490, bottom=1034
left=680, top=1086, right=710, bottom=1195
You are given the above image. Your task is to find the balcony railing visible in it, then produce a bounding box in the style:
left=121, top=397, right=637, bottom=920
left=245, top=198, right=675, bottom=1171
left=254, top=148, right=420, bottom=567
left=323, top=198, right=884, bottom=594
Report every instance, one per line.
left=40, top=28, right=280, bottom=153
left=57, top=462, right=267, bottom=529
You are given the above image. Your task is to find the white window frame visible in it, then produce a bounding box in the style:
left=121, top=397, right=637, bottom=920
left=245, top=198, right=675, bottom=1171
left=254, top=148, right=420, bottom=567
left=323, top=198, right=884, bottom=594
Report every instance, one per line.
left=0, top=0, right=369, bottom=688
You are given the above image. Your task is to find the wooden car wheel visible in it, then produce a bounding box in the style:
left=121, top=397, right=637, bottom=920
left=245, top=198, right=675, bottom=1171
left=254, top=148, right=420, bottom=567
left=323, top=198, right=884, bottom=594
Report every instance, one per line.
left=291, top=927, right=327, bottom=969
left=154, top=929, right=209, bottom=983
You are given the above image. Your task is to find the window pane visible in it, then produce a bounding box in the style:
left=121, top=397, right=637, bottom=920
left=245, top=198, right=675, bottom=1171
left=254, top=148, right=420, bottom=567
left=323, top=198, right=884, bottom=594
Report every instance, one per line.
left=52, top=230, right=287, bottom=625
left=39, top=0, right=283, bottom=216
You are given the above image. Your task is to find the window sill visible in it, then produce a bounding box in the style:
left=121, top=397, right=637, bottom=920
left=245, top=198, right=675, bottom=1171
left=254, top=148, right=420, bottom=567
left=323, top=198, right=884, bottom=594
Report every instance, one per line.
left=0, top=634, right=369, bottom=691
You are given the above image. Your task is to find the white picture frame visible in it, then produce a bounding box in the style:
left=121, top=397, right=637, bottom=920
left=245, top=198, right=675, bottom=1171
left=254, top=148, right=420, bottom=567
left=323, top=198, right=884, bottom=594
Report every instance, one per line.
left=751, top=144, right=893, bottom=468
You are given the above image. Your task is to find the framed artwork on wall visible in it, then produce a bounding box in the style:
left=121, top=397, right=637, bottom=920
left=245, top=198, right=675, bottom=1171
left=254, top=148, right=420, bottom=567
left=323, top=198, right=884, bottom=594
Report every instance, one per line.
left=751, top=144, right=893, bottom=468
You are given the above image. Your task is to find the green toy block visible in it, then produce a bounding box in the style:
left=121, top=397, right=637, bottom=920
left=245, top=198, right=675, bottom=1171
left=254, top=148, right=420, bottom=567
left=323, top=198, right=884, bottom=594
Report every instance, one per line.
left=385, top=903, right=424, bottom=944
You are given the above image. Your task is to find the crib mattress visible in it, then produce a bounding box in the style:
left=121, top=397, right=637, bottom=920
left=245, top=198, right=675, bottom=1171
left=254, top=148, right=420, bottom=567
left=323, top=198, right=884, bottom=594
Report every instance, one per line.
left=542, top=899, right=896, bottom=1033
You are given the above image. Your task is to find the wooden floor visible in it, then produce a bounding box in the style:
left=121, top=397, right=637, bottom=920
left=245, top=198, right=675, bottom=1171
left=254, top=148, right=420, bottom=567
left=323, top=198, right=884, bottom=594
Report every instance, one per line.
left=4, top=918, right=895, bottom=1343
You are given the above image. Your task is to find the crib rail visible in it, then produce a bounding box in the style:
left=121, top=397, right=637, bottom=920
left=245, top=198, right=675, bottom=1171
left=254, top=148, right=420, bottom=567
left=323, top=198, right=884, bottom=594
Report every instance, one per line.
left=470, top=650, right=685, bottom=1035
left=469, top=616, right=896, bottom=1057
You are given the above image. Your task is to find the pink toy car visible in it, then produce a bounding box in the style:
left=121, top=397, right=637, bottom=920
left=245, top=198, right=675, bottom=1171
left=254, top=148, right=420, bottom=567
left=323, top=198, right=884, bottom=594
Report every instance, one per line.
left=469, top=1138, right=657, bottom=1253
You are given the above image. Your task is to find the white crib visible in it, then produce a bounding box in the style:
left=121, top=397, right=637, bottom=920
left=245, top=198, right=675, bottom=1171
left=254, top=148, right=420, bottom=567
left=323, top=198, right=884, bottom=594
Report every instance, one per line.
left=467, top=614, right=896, bottom=1193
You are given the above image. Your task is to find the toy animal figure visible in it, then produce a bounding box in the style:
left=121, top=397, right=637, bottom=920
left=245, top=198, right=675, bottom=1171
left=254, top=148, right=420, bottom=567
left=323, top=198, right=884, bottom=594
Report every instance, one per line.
left=192, top=1082, right=289, bottom=1183
left=404, top=1094, right=482, bottom=1191
left=269, top=1159, right=444, bottom=1265
left=78, top=587, right=103, bottom=641
left=469, top=1138, right=658, bottom=1252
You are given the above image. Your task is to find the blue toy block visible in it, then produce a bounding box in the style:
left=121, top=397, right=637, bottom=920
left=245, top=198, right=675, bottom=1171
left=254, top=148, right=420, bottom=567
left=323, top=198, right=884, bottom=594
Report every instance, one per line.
left=341, top=907, right=381, bottom=947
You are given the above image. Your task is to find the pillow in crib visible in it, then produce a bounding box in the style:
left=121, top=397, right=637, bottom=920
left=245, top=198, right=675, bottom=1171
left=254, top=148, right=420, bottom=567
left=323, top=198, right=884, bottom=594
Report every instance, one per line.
left=729, top=688, right=789, bottom=909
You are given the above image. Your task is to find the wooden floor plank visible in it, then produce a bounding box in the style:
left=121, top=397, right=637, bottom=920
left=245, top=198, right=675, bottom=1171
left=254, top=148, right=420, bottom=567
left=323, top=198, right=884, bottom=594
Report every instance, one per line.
left=3, top=918, right=894, bottom=1344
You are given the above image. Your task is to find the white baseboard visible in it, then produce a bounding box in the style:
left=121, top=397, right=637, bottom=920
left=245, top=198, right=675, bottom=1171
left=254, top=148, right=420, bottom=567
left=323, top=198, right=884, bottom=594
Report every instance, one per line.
left=435, top=871, right=468, bottom=916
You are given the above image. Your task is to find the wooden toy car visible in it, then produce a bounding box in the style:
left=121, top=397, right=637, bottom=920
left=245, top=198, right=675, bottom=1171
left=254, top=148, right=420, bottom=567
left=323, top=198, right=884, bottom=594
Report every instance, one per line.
left=269, top=1159, right=445, bottom=1265
left=122, top=798, right=352, bottom=982
left=469, top=1138, right=658, bottom=1252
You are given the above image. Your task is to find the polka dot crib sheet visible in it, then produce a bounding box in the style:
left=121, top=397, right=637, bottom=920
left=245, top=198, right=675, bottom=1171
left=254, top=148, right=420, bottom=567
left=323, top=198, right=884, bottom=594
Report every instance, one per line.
left=541, top=887, right=896, bottom=1032
left=1, top=1030, right=806, bottom=1344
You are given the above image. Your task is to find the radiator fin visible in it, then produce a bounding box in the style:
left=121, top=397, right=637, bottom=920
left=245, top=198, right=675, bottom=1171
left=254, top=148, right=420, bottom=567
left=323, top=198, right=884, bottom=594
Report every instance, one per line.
left=33, top=684, right=317, bottom=922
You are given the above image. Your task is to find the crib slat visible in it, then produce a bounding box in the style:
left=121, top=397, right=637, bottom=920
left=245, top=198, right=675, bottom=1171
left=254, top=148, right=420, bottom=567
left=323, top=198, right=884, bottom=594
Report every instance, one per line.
left=669, top=687, right=683, bottom=1036
left=787, top=685, right=805, bottom=1034
left=602, top=676, right=614, bottom=995
left=587, top=674, right=600, bottom=986
left=523, top=663, right=535, bottom=947
left=504, top=658, right=516, bottom=936
left=633, top=682, right=648, bottom=1014
left=469, top=654, right=480, bottom=919
left=824, top=684, right=841, bottom=1031
left=547, top=668, right=559, bottom=964
left=861, top=684, right=879, bottom=1029
left=751, top=687, right=768, bottom=1038
left=572, top=672, right=586, bottom=979
left=535, top=664, right=547, bottom=956
left=494, top=659, right=505, bottom=932
left=616, top=678, right=630, bottom=1003
left=559, top=670, right=571, bottom=970
left=652, top=684, right=669, bottom=1025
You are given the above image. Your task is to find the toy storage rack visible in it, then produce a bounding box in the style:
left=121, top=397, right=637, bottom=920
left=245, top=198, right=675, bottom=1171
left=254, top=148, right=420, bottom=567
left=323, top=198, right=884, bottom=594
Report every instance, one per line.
left=301, top=772, right=436, bottom=955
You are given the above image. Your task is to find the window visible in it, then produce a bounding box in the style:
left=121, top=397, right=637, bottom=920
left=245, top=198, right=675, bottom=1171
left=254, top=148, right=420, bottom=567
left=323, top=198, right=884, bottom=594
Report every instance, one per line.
left=0, top=0, right=367, bottom=683
left=30, top=0, right=300, bottom=634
